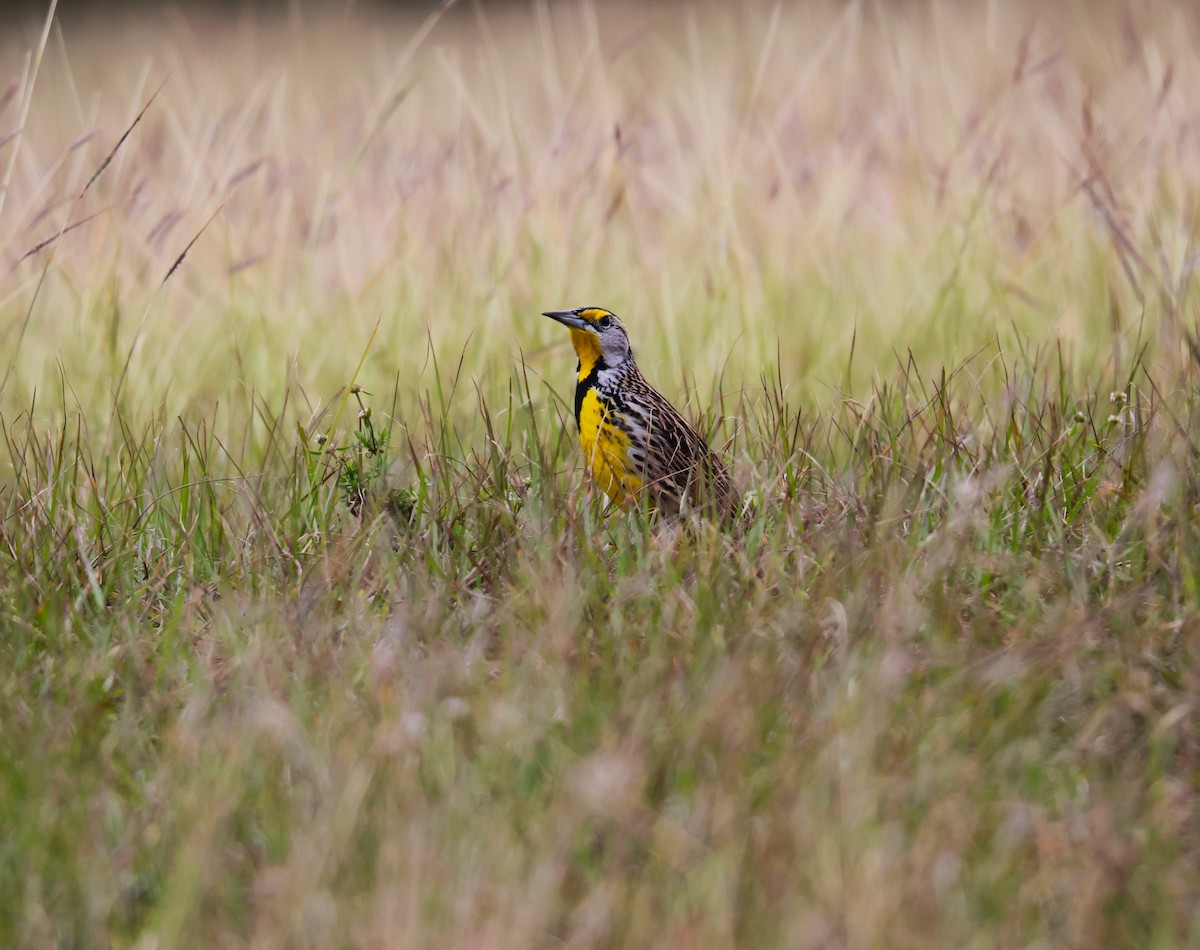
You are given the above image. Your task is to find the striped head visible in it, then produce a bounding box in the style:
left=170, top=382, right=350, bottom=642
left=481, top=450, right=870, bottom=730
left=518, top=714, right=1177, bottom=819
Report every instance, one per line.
left=542, top=307, right=634, bottom=380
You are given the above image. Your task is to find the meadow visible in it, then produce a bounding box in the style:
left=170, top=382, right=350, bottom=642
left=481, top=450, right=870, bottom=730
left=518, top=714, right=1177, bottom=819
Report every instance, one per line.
left=2, top=0, right=1200, bottom=945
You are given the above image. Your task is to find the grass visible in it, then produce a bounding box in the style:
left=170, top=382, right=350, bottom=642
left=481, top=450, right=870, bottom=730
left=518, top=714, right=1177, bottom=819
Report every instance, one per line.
left=3, top=0, right=1200, bottom=945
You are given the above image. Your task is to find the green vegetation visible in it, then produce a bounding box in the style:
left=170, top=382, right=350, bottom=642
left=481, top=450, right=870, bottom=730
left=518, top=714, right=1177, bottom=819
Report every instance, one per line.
left=2, top=1, right=1199, bottom=945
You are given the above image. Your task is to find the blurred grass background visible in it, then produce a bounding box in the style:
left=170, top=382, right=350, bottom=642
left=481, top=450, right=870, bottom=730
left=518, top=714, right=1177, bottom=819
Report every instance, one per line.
left=3, top=1, right=1200, bottom=946
left=4, top=0, right=1196, bottom=423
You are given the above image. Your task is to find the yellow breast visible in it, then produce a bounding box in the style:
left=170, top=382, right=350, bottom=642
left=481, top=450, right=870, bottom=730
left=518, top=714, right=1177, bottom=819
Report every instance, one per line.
left=577, top=388, right=642, bottom=505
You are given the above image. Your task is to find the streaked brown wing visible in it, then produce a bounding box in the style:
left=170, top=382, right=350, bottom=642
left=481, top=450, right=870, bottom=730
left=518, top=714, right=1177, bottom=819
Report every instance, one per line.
left=623, top=376, right=734, bottom=519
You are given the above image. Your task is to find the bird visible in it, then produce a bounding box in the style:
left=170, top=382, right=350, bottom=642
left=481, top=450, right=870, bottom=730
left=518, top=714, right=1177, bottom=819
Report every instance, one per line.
left=542, top=306, right=734, bottom=520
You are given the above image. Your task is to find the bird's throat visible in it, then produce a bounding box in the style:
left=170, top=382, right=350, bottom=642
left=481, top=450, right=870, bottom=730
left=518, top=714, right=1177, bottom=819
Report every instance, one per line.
left=570, top=328, right=603, bottom=382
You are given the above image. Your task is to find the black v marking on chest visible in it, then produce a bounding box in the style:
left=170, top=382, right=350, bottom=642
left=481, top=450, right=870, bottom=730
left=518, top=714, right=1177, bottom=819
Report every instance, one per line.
left=574, top=360, right=602, bottom=431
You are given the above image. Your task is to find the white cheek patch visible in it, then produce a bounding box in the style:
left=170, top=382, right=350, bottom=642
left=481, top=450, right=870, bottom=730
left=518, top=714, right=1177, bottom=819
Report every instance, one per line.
left=601, top=337, right=631, bottom=366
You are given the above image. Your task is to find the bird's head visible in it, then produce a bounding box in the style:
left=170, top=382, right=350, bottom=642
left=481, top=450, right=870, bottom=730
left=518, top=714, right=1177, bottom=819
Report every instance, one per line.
left=542, top=307, right=633, bottom=378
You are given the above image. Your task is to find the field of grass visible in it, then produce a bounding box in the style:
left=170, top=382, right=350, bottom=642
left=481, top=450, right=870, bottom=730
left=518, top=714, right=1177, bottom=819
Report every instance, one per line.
left=3, top=0, right=1200, bottom=945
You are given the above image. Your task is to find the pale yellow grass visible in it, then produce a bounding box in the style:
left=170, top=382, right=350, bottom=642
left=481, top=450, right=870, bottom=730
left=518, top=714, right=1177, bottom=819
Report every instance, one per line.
left=2, top=0, right=1196, bottom=429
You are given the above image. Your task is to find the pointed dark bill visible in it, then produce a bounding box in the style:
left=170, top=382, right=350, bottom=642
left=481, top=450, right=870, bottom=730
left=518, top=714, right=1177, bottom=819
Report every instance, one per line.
left=542, top=309, right=590, bottom=330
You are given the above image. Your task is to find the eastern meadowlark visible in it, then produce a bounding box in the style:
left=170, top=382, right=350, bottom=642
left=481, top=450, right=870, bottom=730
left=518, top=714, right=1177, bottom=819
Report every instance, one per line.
left=543, top=306, right=735, bottom=520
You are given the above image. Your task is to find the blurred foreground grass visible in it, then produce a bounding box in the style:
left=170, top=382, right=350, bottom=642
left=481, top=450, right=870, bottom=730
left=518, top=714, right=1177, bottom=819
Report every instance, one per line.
left=3, top=1, right=1200, bottom=946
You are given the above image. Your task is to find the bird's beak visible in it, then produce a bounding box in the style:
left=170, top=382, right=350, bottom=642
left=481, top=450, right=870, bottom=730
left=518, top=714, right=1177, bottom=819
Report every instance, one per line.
left=542, top=309, right=590, bottom=330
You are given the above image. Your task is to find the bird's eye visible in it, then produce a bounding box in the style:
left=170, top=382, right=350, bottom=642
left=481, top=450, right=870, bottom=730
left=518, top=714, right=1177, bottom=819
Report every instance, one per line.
left=597, top=315, right=612, bottom=329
